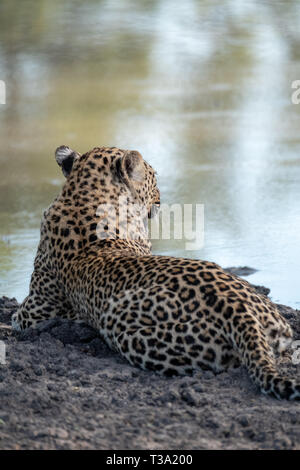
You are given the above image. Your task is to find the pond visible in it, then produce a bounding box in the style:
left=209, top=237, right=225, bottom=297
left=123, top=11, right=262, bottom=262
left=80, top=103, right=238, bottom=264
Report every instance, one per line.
left=0, top=0, right=299, bottom=308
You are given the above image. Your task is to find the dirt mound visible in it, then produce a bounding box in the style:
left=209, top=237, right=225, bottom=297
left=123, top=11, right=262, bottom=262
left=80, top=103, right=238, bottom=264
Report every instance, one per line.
left=0, top=286, right=300, bottom=450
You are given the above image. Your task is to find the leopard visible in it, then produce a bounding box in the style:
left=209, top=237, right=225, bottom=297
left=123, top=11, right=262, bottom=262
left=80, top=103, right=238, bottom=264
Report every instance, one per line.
left=12, top=145, right=300, bottom=400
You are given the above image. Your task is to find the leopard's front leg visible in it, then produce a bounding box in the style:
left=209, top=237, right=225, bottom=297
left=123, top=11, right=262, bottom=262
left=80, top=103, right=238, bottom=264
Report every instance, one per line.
left=11, top=269, right=77, bottom=330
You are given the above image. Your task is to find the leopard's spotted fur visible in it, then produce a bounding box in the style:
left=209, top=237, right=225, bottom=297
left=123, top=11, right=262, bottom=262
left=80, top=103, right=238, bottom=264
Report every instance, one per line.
left=12, top=145, right=300, bottom=400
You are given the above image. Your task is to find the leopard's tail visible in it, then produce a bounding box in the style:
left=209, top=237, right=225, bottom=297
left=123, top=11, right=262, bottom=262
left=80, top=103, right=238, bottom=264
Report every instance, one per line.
left=228, top=307, right=300, bottom=400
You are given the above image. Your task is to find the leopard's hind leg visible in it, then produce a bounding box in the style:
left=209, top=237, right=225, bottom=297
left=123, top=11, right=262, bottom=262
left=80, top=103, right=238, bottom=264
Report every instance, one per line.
left=100, top=287, right=241, bottom=376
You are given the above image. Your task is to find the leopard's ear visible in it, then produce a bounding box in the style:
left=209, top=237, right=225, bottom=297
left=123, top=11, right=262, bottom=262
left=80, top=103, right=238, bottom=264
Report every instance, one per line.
left=55, top=145, right=80, bottom=177
left=121, top=150, right=145, bottom=183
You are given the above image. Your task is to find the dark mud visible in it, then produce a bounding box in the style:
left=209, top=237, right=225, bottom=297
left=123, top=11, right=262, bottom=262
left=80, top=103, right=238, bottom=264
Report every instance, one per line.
left=0, top=271, right=300, bottom=450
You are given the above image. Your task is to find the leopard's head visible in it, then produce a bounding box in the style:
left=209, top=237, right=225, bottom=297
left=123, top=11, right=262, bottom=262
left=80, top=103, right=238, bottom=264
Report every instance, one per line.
left=42, top=146, right=160, bottom=260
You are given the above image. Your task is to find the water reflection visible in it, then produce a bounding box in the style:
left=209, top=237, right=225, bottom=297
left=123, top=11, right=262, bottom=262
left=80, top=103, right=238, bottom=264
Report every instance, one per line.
left=0, top=0, right=299, bottom=307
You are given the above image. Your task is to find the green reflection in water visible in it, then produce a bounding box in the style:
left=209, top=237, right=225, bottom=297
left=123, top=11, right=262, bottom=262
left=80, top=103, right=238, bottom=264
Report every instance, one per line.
left=0, top=0, right=300, bottom=307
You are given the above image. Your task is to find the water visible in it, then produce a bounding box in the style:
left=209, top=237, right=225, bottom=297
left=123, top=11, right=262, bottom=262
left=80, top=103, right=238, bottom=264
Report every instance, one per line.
left=0, top=0, right=299, bottom=308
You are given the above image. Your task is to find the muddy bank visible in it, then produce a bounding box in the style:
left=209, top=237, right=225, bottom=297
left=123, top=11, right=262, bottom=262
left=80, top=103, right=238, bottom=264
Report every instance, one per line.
left=0, top=270, right=300, bottom=450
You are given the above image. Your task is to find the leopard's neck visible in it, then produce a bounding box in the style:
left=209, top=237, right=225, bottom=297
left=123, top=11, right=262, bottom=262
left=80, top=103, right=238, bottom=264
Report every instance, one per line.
left=84, top=238, right=152, bottom=257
